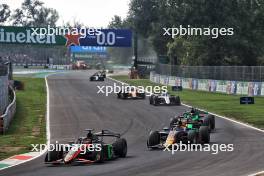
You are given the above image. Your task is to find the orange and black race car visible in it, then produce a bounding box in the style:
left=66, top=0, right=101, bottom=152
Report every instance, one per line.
left=147, top=116, right=210, bottom=149
left=117, top=87, right=145, bottom=99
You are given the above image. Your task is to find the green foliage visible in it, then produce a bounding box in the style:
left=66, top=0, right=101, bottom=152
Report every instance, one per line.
left=107, top=16, right=133, bottom=64
left=12, top=0, right=59, bottom=27
left=109, top=15, right=125, bottom=29
left=0, top=4, right=10, bottom=24
left=128, top=0, right=264, bottom=66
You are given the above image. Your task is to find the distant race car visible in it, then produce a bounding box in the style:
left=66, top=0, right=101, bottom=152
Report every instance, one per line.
left=170, top=108, right=215, bottom=132
left=45, top=129, right=127, bottom=165
left=149, top=92, right=181, bottom=106
left=117, top=87, right=145, bottom=99
left=147, top=116, right=210, bottom=149
left=90, top=71, right=106, bottom=81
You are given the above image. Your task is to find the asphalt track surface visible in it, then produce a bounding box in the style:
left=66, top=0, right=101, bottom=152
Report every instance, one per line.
left=1, top=71, right=264, bottom=176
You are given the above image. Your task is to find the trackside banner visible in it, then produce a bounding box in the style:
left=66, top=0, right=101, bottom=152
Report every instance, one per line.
left=0, top=26, right=132, bottom=47
left=150, top=72, right=263, bottom=96
left=0, top=26, right=66, bottom=45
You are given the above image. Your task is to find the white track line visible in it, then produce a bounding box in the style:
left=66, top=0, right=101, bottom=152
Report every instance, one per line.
left=45, top=75, right=51, bottom=147
left=248, top=171, right=264, bottom=176
left=108, top=76, right=264, bottom=176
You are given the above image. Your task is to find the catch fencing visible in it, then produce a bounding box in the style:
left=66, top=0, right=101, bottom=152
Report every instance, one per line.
left=155, top=64, right=264, bottom=82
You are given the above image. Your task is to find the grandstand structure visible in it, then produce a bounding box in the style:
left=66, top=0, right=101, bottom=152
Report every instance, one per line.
left=0, top=44, right=70, bottom=66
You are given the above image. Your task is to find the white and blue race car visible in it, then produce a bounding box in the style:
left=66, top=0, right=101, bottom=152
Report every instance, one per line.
left=149, top=92, right=181, bottom=106
left=90, top=71, right=106, bottom=81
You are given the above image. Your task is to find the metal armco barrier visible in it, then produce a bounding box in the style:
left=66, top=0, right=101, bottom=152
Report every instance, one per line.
left=0, top=87, right=16, bottom=134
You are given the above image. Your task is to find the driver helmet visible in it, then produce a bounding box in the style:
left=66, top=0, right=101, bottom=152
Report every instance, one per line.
left=176, top=120, right=183, bottom=129
left=87, top=131, right=93, bottom=139
left=190, top=108, right=196, bottom=116
left=161, top=90, right=168, bottom=96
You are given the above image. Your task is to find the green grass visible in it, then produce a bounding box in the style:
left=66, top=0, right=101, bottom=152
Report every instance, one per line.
left=0, top=77, right=46, bottom=160
left=111, top=75, right=264, bottom=129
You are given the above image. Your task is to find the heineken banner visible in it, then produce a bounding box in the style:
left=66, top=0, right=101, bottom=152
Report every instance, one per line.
left=149, top=72, right=264, bottom=96
left=0, top=26, right=132, bottom=47
left=0, top=26, right=65, bottom=45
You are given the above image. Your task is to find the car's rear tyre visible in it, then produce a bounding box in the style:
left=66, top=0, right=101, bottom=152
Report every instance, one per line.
left=149, top=96, right=154, bottom=104
left=147, top=131, right=160, bottom=148
left=175, top=96, right=181, bottom=105
left=169, top=97, right=176, bottom=105
left=203, top=116, right=212, bottom=133
left=113, top=138, right=127, bottom=158
left=153, top=97, right=158, bottom=106
left=208, top=114, right=215, bottom=130
left=169, top=96, right=181, bottom=106
left=199, top=126, right=210, bottom=144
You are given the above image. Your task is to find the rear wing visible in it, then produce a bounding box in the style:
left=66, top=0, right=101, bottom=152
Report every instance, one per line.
left=95, top=130, right=121, bottom=138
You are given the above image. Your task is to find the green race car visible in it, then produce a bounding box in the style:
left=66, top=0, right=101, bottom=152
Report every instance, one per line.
left=170, top=108, right=215, bottom=132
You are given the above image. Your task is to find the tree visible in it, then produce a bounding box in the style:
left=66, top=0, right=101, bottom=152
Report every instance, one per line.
left=109, top=15, right=123, bottom=28
left=128, top=0, right=264, bottom=66
left=12, top=0, right=59, bottom=27
left=0, top=4, right=11, bottom=24
left=107, top=16, right=133, bottom=64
